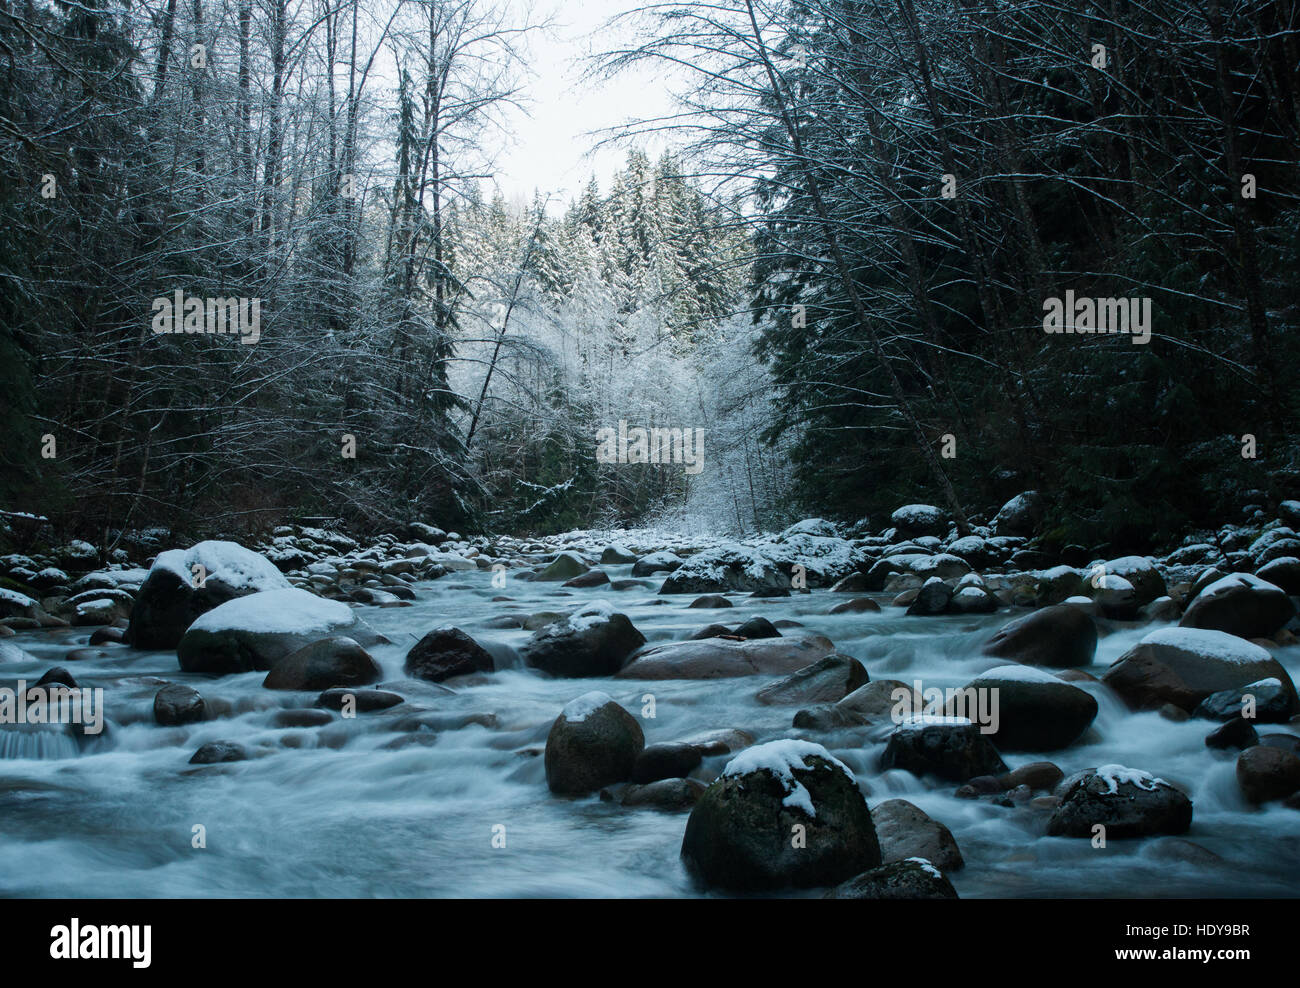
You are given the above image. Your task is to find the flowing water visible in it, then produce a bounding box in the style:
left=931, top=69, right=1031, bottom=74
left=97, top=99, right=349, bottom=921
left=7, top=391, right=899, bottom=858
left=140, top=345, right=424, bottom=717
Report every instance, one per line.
left=1, top=563, right=1298, bottom=897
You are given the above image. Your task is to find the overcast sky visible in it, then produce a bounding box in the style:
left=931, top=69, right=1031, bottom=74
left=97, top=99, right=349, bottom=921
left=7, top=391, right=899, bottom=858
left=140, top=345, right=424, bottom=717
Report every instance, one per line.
left=490, top=0, right=680, bottom=210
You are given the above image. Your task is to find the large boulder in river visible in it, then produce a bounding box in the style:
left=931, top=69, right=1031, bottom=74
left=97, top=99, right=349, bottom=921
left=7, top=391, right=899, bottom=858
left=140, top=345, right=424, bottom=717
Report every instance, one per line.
left=1178, top=572, right=1295, bottom=639
left=880, top=716, right=1007, bottom=782
left=1101, top=627, right=1299, bottom=715
left=520, top=602, right=645, bottom=678
left=127, top=541, right=291, bottom=650
left=659, top=544, right=790, bottom=594
left=681, top=740, right=881, bottom=891
left=404, top=627, right=495, bottom=682
left=981, top=604, right=1097, bottom=669
left=544, top=692, right=644, bottom=795
left=262, top=636, right=381, bottom=690
left=617, top=633, right=835, bottom=680
left=1047, top=766, right=1192, bottom=838
left=953, top=666, right=1097, bottom=751
left=177, top=588, right=383, bottom=675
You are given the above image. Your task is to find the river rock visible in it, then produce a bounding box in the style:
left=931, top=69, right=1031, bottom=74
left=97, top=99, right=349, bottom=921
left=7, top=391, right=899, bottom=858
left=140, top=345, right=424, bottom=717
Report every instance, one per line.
left=659, top=545, right=790, bottom=594
left=905, top=577, right=952, bottom=616
left=828, top=597, right=881, bottom=614
left=632, top=742, right=706, bottom=783
left=981, top=604, right=1097, bottom=668
left=519, top=602, right=645, bottom=677
left=545, top=692, right=645, bottom=795
left=263, top=636, right=381, bottom=690
left=1193, top=677, right=1292, bottom=723
left=617, top=633, right=835, bottom=680
left=1047, top=766, right=1192, bottom=837
left=600, top=545, right=637, bottom=565
left=824, top=858, right=958, bottom=899
left=189, top=740, right=247, bottom=764
left=755, top=654, right=868, bottom=706
left=680, top=739, right=881, bottom=891
left=620, top=778, right=706, bottom=810
left=1178, top=573, right=1296, bottom=639
left=1236, top=745, right=1300, bottom=804
left=870, top=798, right=964, bottom=871
left=1205, top=717, right=1260, bottom=750
left=880, top=716, right=1008, bottom=782
left=538, top=552, right=589, bottom=581
left=890, top=504, right=947, bottom=538
left=992, top=492, right=1044, bottom=537
left=954, top=665, right=1097, bottom=751
left=1255, top=557, right=1300, bottom=595
left=316, top=687, right=404, bottom=712
left=1101, top=627, right=1299, bottom=714
left=732, top=616, right=781, bottom=639
left=631, top=551, right=683, bottom=576
left=405, top=627, right=495, bottom=682
left=154, top=683, right=206, bottom=726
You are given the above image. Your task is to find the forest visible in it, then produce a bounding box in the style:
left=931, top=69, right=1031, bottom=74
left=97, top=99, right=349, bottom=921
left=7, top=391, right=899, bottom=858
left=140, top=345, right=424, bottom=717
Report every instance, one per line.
left=2, top=0, right=1297, bottom=552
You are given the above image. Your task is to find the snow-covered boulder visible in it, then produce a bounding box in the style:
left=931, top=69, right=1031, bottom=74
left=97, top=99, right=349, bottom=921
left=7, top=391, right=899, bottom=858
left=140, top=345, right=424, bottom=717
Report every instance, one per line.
left=519, top=602, right=645, bottom=678
left=764, top=533, right=867, bottom=586
left=1102, top=626, right=1299, bottom=714
left=631, top=551, right=684, bottom=577
left=889, top=504, right=948, bottom=538
left=126, top=541, right=291, bottom=650
left=681, top=740, right=881, bottom=891
left=176, top=587, right=384, bottom=675
left=778, top=518, right=840, bottom=540
left=1102, top=555, right=1166, bottom=606
left=659, top=544, right=789, bottom=594
left=1178, top=572, right=1295, bottom=639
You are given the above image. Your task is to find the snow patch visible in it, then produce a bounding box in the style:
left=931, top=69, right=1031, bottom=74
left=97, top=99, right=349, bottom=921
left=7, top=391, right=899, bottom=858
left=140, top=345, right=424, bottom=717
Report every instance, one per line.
left=722, top=739, right=854, bottom=819
left=1095, top=764, right=1166, bottom=794
left=189, top=587, right=352, bottom=635
left=1140, top=627, right=1271, bottom=665
left=562, top=691, right=613, bottom=723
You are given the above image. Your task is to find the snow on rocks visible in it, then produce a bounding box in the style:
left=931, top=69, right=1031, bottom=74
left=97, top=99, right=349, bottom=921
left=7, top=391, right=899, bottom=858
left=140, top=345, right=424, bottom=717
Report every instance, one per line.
left=177, top=587, right=383, bottom=675
left=681, top=739, right=881, bottom=891
left=1047, top=766, right=1192, bottom=838
left=1178, top=572, right=1295, bottom=639
left=126, top=541, right=291, bottom=649
left=519, top=602, right=645, bottom=678
left=1102, top=626, right=1299, bottom=715
left=889, top=504, right=948, bottom=538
